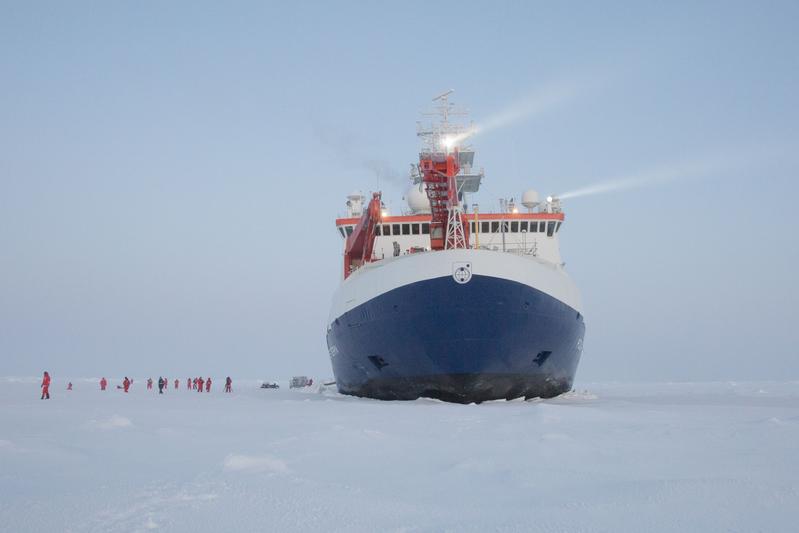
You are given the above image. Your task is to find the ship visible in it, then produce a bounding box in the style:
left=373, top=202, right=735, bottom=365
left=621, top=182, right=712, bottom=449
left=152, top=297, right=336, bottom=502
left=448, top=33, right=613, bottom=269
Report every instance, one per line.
left=326, top=91, right=585, bottom=403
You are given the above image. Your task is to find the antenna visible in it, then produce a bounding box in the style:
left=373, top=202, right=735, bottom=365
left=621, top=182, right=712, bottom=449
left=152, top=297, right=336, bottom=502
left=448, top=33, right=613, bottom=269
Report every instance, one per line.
left=417, top=90, right=469, bottom=153
left=432, top=89, right=454, bottom=102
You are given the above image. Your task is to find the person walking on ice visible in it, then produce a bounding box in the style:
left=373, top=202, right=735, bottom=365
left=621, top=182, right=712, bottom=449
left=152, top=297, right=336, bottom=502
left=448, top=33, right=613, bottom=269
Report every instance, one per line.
left=205, top=377, right=212, bottom=392
left=41, top=371, right=51, bottom=399
left=225, top=376, right=232, bottom=393
left=100, top=377, right=107, bottom=390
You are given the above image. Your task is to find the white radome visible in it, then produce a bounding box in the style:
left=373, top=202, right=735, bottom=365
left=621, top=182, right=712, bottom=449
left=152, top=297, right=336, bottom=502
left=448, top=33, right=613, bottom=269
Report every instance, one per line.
left=406, top=184, right=431, bottom=214
left=521, top=189, right=540, bottom=210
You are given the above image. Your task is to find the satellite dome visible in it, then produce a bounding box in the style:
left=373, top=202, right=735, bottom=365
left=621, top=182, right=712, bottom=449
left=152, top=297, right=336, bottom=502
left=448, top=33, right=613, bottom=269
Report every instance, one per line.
left=406, top=184, right=431, bottom=214
left=521, top=189, right=540, bottom=210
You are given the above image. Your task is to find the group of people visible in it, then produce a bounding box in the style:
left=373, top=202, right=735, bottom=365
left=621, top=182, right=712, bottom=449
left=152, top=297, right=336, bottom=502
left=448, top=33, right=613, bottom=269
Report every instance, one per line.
left=146, top=377, right=181, bottom=393
left=40, top=372, right=234, bottom=398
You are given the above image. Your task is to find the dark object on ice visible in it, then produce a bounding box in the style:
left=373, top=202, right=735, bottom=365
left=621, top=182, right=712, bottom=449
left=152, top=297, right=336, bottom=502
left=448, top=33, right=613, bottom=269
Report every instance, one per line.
left=225, top=376, right=232, bottom=393
left=290, top=376, right=311, bottom=388
left=261, top=382, right=279, bottom=389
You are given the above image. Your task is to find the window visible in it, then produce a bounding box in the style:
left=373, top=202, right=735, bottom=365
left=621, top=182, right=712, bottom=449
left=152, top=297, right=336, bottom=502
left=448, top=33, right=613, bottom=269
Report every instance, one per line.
left=392, top=224, right=401, bottom=236
left=421, top=223, right=430, bottom=234
left=491, top=221, right=499, bottom=233
left=375, top=225, right=382, bottom=236
left=556, top=222, right=562, bottom=233
left=547, top=221, right=556, bottom=237
left=470, top=222, right=475, bottom=233
left=411, top=224, right=420, bottom=235
left=511, top=221, right=519, bottom=233
left=402, top=223, right=410, bottom=235
left=539, top=221, right=546, bottom=232
left=338, top=227, right=346, bottom=237
left=481, top=221, right=489, bottom=234
left=519, top=221, right=528, bottom=232
left=345, top=226, right=354, bottom=236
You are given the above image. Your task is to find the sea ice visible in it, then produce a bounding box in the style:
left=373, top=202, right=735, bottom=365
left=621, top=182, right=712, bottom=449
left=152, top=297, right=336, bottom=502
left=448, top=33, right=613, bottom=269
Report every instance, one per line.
left=1, top=378, right=797, bottom=532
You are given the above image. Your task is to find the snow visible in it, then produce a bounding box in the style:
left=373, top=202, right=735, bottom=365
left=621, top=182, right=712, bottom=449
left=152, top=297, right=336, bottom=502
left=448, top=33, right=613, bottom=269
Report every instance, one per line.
left=1, top=379, right=798, bottom=532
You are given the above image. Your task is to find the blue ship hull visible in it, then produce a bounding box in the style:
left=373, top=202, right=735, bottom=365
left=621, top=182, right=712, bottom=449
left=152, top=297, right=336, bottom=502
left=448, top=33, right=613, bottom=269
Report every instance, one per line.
left=326, top=274, right=585, bottom=403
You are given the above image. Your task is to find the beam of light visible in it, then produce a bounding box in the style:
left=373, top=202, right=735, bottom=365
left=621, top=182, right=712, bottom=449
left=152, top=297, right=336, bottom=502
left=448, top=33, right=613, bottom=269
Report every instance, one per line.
left=448, top=78, right=596, bottom=147
left=557, top=144, right=792, bottom=201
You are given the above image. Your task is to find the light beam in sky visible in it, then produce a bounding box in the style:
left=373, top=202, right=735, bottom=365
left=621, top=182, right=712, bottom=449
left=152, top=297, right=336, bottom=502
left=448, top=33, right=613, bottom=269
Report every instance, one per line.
left=557, top=144, right=795, bottom=200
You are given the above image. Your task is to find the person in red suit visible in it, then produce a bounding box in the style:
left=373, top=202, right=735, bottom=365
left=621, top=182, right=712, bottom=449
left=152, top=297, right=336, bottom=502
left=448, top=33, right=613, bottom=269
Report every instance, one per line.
left=100, top=377, right=107, bottom=390
left=174, top=378, right=179, bottom=390
left=205, top=377, right=212, bottom=392
left=41, top=371, right=51, bottom=399
left=67, top=382, right=73, bottom=390
left=123, top=377, right=131, bottom=393
left=197, top=377, right=204, bottom=392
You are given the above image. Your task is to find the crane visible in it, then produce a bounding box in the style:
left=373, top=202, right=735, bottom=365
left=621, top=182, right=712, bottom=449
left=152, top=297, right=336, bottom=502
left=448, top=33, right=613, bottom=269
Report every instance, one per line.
left=343, top=192, right=383, bottom=278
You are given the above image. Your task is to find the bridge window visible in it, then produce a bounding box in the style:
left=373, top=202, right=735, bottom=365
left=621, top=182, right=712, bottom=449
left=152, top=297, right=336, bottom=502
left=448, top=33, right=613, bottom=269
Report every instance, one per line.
left=519, top=221, right=528, bottom=232
left=402, top=223, right=410, bottom=235
left=338, top=227, right=346, bottom=237
left=539, top=221, right=546, bottom=232
left=392, top=224, right=401, bottom=236
left=375, top=225, right=382, bottom=236
left=556, top=222, right=562, bottom=233
left=412, top=223, right=420, bottom=235
left=470, top=222, right=475, bottom=233
left=345, top=226, right=354, bottom=236
left=511, top=221, right=519, bottom=232
left=421, top=223, right=430, bottom=234
left=481, top=221, right=489, bottom=234
left=547, top=221, right=556, bottom=237
left=491, top=221, right=499, bottom=233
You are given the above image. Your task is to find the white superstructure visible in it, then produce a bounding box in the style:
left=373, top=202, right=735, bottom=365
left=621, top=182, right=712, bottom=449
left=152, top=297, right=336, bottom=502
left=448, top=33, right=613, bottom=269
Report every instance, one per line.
left=335, top=195, right=566, bottom=267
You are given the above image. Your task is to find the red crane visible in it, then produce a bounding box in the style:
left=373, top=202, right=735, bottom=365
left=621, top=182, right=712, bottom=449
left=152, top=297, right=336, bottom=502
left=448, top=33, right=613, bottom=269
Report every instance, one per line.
left=419, top=151, right=470, bottom=250
left=343, top=192, right=383, bottom=278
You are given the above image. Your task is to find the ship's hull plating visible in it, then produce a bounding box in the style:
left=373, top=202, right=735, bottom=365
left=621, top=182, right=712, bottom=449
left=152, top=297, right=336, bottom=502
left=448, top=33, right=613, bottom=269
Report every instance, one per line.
left=327, top=266, right=585, bottom=403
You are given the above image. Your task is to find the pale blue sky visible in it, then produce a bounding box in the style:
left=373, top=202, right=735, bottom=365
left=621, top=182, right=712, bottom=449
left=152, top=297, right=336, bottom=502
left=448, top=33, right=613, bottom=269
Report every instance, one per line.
left=1, top=1, right=798, bottom=381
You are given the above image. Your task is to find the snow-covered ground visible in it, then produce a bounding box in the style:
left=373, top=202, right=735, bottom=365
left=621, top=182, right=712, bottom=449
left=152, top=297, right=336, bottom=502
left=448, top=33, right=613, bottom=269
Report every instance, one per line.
left=1, top=378, right=798, bottom=532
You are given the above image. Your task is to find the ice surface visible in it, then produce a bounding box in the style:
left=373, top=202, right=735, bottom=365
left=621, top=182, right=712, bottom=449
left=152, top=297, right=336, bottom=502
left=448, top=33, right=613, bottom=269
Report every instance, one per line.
left=1, top=378, right=798, bottom=532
